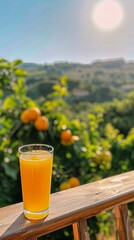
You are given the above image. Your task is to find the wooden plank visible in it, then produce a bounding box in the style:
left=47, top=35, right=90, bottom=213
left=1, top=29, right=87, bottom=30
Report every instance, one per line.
left=114, top=204, right=134, bottom=240
left=72, top=220, right=90, bottom=240
left=0, top=171, right=134, bottom=240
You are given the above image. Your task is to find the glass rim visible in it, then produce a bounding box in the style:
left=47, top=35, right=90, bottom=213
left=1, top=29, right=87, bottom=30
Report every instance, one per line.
left=18, top=143, right=54, bottom=155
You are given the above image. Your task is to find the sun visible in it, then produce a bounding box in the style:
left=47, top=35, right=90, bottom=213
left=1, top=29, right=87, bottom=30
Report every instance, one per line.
left=92, top=0, right=124, bottom=31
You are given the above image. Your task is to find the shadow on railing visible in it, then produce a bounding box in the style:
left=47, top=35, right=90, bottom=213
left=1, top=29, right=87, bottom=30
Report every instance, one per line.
left=0, top=171, right=134, bottom=240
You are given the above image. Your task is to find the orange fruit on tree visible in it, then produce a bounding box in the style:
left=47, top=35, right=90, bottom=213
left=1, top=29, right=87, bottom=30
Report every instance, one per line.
left=60, top=130, right=72, bottom=142
left=69, top=177, right=80, bottom=188
left=20, top=109, right=30, bottom=124
left=60, top=181, right=71, bottom=191
left=34, top=116, right=49, bottom=131
left=27, top=107, right=41, bottom=121
left=61, top=135, right=79, bottom=146
left=61, top=136, right=75, bottom=146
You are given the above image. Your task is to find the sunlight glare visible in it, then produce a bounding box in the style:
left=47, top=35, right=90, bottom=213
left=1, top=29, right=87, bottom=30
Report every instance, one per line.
left=92, top=0, right=124, bottom=31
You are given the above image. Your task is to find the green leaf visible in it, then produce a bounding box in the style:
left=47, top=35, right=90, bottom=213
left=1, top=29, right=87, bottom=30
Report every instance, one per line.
left=53, top=84, right=61, bottom=91
left=13, top=59, right=22, bottom=66
left=0, top=63, right=11, bottom=69
left=14, top=69, right=27, bottom=77
left=60, top=75, right=68, bottom=86
left=4, top=97, right=16, bottom=109
left=18, top=78, right=25, bottom=87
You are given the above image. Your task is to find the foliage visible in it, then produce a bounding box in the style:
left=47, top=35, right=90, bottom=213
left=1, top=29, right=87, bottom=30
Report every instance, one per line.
left=0, top=59, right=134, bottom=238
left=104, top=93, right=134, bottom=135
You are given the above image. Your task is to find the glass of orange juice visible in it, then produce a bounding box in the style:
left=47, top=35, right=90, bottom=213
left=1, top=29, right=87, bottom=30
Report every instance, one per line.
left=18, top=144, right=54, bottom=220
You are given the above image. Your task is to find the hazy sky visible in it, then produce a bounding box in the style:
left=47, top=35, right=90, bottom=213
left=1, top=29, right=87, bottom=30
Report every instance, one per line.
left=0, top=0, right=134, bottom=63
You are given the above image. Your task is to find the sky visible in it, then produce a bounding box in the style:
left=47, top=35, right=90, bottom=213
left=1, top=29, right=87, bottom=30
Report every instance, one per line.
left=0, top=0, right=134, bottom=64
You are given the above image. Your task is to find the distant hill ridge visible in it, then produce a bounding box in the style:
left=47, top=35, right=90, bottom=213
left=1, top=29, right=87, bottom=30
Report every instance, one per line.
left=22, top=58, right=133, bottom=71
left=22, top=59, right=134, bottom=103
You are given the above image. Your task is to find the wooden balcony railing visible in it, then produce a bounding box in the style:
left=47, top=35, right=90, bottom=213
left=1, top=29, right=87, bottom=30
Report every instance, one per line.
left=0, top=171, right=134, bottom=240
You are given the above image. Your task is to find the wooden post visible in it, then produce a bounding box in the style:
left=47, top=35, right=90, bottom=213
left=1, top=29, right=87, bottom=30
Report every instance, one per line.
left=114, top=204, right=133, bottom=240
left=72, top=220, right=90, bottom=240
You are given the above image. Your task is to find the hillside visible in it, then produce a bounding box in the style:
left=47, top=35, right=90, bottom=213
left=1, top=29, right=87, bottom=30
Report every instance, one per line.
left=22, top=59, right=134, bottom=102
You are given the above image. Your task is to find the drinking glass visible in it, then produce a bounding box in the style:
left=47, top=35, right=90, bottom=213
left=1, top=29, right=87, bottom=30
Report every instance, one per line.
left=18, top=144, right=54, bottom=220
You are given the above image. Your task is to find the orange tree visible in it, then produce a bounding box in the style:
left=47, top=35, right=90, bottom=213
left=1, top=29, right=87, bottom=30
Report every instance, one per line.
left=0, top=58, right=36, bottom=204
left=0, top=58, right=133, bottom=239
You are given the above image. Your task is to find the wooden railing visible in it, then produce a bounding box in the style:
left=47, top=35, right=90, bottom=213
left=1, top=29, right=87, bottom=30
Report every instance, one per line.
left=0, top=171, right=134, bottom=240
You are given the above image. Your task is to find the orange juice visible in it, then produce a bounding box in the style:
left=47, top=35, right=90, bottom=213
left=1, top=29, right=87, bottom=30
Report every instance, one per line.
left=19, top=150, right=53, bottom=220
